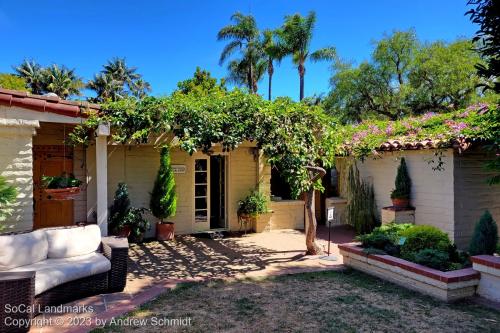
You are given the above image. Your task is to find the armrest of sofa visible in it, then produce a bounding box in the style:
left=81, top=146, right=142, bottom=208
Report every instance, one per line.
left=101, top=237, right=129, bottom=292
left=0, top=271, right=35, bottom=329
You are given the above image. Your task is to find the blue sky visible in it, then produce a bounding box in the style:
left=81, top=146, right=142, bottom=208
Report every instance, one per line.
left=0, top=1, right=476, bottom=100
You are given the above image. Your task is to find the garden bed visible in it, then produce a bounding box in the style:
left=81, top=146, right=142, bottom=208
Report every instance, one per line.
left=471, top=255, right=500, bottom=302
left=339, top=243, right=480, bottom=302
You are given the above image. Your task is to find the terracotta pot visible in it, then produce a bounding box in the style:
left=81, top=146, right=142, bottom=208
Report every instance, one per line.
left=44, top=187, right=80, bottom=200
left=156, top=222, right=175, bottom=241
left=116, top=225, right=131, bottom=238
left=391, top=198, right=410, bottom=209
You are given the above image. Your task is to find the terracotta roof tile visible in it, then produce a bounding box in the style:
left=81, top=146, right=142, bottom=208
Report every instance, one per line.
left=0, top=88, right=99, bottom=118
left=377, top=137, right=472, bottom=152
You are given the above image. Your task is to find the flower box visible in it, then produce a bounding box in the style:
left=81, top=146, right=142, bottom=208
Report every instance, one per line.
left=339, top=243, right=480, bottom=302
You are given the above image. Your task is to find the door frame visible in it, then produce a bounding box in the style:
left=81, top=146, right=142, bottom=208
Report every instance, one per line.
left=191, top=153, right=230, bottom=232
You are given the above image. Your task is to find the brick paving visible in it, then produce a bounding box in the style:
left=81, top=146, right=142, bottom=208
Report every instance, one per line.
left=28, top=226, right=355, bottom=333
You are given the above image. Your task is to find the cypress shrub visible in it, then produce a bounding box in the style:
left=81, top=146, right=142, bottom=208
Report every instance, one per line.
left=469, top=210, right=498, bottom=255
left=150, top=146, right=177, bottom=222
left=391, top=158, right=411, bottom=199
left=346, top=163, right=379, bottom=234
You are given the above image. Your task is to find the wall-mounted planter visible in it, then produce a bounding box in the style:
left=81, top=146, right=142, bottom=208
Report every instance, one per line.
left=43, top=187, right=81, bottom=200
left=471, top=255, right=500, bottom=303
left=339, top=243, right=480, bottom=302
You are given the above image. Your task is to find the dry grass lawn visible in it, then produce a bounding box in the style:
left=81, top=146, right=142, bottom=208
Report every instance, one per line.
left=94, top=270, right=500, bottom=333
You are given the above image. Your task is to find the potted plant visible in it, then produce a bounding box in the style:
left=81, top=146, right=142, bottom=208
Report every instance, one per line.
left=237, top=190, right=268, bottom=232
left=150, top=146, right=177, bottom=241
left=42, top=172, right=82, bottom=200
left=125, top=207, right=151, bottom=243
left=390, top=158, right=412, bottom=209
left=109, top=183, right=132, bottom=237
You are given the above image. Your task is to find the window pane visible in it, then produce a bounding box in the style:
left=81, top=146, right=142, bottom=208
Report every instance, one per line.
left=195, top=197, right=207, bottom=209
left=195, top=159, right=207, bottom=171
left=195, top=185, right=207, bottom=197
left=195, top=210, right=207, bottom=222
left=195, top=172, right=207, bottom=184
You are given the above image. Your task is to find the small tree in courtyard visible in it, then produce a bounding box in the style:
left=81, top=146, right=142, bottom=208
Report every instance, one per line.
left=150, top=146, right=177, bottom=240
left=469, top=210, right=498, bottom=255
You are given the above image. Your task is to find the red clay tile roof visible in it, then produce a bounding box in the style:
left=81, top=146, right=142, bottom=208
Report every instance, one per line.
left=377, top=137, right=472, bottom=153
left=0, top=88, right=99, bottom=118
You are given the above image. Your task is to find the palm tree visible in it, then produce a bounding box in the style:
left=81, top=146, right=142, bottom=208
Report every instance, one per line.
left=226, top=57, right=266, bottom=92
left=42, top=64, right=83, bottom=98
left=131, top=79, right=152, bottom=99
left=103, top=58, right=141, bottom=87
left=87, top=73, right=124, bottom=102
left=14, top=60, right=44, bottom=94
left=261, top=29, right=285, bottom=100
left=217, top=12, right=261, bottom=93
left=278, top=11, right=337, bottom=100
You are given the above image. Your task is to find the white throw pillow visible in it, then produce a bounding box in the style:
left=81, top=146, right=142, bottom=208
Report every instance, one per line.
left=0, top=230, right=48, bottom=270
left=45, top=225, right=101, bottom=259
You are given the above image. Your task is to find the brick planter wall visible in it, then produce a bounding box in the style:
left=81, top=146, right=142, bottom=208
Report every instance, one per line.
left=339, top=243, right=480, bottom=302
left=471, top=255, right=500, bottom=303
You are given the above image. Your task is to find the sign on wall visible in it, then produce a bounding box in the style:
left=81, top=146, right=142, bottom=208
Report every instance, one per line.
left=172, top=165, right=186, bottom=174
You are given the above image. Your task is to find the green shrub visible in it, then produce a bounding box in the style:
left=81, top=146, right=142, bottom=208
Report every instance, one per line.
left=412, top=249, right=450, bottom=271
left=109, top=183, right=131, bottom=235
left=356, top=232, right=393, bottom=249
left=346, top=164, right=379, bottom=234
left=237, top=190, right=268, bottom=216
left=469, top=210, right=498, bottom=255
left=400, top=225, right=451, bottom=260
left=373, top=223, right=414, bottom=243
left=124, top=207, right=150, bottom=242
left=0, top=176, right=17, bottom=223
left=390, top=158, right=411, bottom=199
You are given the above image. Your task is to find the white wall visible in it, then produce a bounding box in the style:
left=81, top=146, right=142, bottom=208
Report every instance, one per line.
left=0, top=119, right=39, bottom=232
left=354, top=149, right=456, bottom=240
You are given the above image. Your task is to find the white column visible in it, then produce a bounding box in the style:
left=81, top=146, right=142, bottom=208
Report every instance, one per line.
left=95, top=123, right=110, bottom=236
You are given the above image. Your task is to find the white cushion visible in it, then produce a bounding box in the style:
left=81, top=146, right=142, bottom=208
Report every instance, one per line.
left=12, top=252, right=111, bottom=295
left=0, top=230, right=48, bottom=271
left=45, top=225, right=101, bottom=258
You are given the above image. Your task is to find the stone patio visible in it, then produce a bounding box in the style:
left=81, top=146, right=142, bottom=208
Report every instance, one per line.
left=29, top=226, right=355, bottom=333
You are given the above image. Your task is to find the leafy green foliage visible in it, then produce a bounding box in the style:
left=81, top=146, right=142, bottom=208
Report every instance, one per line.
left=325, top=30, right=494, bottom=122
left=400, top=225, right=451, bottom=260
left=176, top=67, right=226, bottom=96
left=237, top=190, right=268, bottom=216
left=0, top=176, right=17, bottom=222
left=469, top=210, right=499, bottom=255
left=391, top=158, right=411, bottom=199
left=109, top=183, right=131, bottom=235
left=42, top=173, right=82, bottom=189
left=0, top=73, right=29, bottom=91
left=123, top=207, right=150, bottom=241
left=331, top=103, right=499, bottom=161
left=412, top=249, right=451, bottom=271
left=356, top=223, right=413, bottom=255
left=345, top=164, right=378, bottom=234
left=150, top=146, right=177, bottom=221
left=467, top=0, right=500, bottom=94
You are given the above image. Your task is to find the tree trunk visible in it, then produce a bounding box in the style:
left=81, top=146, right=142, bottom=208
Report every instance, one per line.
left=249, top=61, right=254, bottom=93
left=298, top=62, right=305, bottom=101
left=304, top=166, right=326, bottom=255
left=268, top=60, right=274, bottom=101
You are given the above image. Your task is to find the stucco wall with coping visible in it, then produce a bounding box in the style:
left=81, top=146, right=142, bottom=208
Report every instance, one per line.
left=453, top=149, right=500, bottom=249
left=0, top=119, right=39, bottom=232
left=269, top=200, right=305, bottom=230
left=351, top=149, right=456, bottom=240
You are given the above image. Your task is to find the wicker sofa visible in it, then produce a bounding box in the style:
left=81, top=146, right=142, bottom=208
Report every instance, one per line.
left=0, top=225, right=128, bottom=332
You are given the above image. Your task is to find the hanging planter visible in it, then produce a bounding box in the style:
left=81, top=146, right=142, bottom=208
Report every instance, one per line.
left=42, top=173, right=82, bottom=200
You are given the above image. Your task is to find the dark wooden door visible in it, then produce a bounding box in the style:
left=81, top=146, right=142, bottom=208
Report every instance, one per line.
left=33, top=146, right=74, bottom=229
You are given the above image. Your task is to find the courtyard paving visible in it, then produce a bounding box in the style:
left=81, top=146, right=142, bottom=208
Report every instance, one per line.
left=29, top=226, right=355, bottom=333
